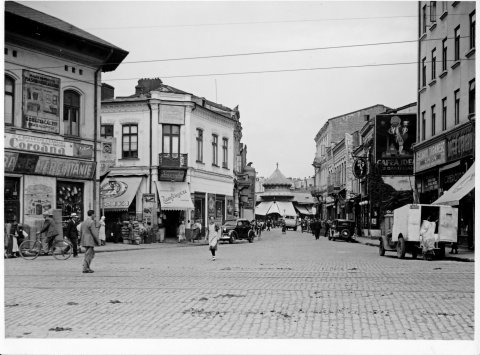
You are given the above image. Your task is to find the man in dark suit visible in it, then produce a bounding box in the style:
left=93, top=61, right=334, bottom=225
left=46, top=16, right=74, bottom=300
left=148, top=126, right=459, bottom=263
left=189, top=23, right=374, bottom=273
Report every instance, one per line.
left=38, top=211, right=59, bottom=254
left=65, top=213, right=80, bottom=257
left=80, top=210, right=100, bottom=273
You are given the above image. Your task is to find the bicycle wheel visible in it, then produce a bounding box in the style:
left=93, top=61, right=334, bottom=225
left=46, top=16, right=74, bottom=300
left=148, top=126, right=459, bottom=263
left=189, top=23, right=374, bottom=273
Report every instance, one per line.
left=52, top=240, right=73, bottom=260
left=19, top=240, right=40, bottom=260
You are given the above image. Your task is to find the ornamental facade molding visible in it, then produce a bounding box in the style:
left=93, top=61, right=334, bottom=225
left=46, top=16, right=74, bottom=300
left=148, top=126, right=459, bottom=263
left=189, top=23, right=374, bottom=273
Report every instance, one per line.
left=102, top=102, right=149, bottom=113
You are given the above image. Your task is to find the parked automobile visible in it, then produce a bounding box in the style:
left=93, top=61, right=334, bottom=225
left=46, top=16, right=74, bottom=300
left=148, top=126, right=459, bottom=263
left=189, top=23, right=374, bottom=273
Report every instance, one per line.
left=220, top=218, right=255, bottom=244
left=328, top=219, right=356, bottom=242
left=283, top=215, right=298, bottom=231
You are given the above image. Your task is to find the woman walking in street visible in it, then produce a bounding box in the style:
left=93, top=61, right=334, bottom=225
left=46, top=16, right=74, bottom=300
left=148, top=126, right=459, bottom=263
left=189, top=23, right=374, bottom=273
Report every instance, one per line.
left=207, top=217, right=219, bottom=261
left=98, top=216, right=106, bottom=246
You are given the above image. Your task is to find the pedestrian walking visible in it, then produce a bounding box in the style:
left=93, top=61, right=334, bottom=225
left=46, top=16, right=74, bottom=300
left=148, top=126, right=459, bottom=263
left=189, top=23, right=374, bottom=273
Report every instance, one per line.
left=98, top=216, right=106, bottom=246
left=312, top=218, right=321, bottom=240
left=207, top=217, right=220, bottom=261
left=38, top=210, right=59, bottom=254
left=324, top=219, right=331, bottom=238
left=266, top=219, right=271, bottom=231
left=192, top=220, right=202, bottom=242
left=80, top=210, right=100, bottom=273
left=65, top=213, right=80, bottom=257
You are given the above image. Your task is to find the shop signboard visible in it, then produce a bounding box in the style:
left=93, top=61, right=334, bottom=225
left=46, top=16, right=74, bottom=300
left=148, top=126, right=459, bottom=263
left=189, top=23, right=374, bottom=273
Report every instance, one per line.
left=159, top=105, right=185, bottom=125
left=415, top=140, right=446, bottom=172
left=73, top=143, right=94, bottom=159
left=375, top=114, right=416, bottom=175
left=143, top=193, right=156, bottom=225
left=22, top=70, right=60, bottom=133
left=352, top=158, right=367, bottom=179
left=159, top=169, right=186, bottom=182
left=99, top=139, right=116, bottom=176
left=446, top=125, right=474, bottom=162
left=4, top=152, right=95, bottom=179
left=207, top=193, right=216, bottom=219
left=5, top=133, right=73, bottom=156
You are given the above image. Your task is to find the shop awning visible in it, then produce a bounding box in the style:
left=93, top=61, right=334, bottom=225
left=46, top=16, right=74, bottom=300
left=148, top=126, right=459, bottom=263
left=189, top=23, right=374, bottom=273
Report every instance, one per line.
left=295, top=205, right=314, bottom=215
left=433, top=163, right=475, bottom=206
left=276, top=201, right=297, bottom=216
left=155, top=181, right=194, bottom=211
left=101, top=176, right=143, bottom=211
left=255, top=201, right=272, bottom=216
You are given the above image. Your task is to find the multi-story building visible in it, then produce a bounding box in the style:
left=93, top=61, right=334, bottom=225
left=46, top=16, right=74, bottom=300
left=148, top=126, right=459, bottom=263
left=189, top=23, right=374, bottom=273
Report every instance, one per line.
left=100, top=78, right=246, bottom=239
left=4, top=2, right=128, bottom=234
left=415, top=1, right=475, bottom=248
left=312, top=104, right=391, bottom=220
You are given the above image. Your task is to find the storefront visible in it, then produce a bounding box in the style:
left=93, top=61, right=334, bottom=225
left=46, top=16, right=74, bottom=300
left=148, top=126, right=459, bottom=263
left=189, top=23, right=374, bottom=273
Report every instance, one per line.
left=4, top=149, right=95, bottom=234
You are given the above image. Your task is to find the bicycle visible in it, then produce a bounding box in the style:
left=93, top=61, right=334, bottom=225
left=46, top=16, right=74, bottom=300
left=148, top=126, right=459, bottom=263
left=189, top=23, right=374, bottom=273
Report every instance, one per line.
left=19, top=232, right=73, bottom=260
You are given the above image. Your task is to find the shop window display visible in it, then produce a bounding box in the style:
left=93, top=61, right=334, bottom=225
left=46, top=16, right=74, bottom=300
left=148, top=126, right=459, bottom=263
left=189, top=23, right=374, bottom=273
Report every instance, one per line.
left=57, top=181, right=84, bottom=233
left=5, top=177, right=20, bottom=223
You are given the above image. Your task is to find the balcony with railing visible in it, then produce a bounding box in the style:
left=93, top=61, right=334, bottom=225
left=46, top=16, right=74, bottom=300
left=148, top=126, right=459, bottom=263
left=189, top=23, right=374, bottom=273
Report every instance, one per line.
left=158, top=153, right=188, bottom=168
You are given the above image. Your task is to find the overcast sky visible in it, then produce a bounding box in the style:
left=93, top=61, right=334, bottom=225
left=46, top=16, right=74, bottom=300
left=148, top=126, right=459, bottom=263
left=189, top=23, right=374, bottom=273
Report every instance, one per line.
left=21, top=1, right=418, bottom=179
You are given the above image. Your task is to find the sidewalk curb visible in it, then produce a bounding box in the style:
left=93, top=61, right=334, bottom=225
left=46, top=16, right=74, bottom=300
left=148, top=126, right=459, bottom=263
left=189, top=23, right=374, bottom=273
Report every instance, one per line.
left=356, top=238, right=474, bottom=262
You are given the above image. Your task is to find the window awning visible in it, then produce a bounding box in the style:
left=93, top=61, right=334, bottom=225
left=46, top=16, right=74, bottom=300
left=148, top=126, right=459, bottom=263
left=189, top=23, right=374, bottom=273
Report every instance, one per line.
left=155, top=181, right=194, bottom=211
left=295, top=205, right=314, bottom=215
left=100, top=176, right=143, bottom=211
left=433, top=163, right=475, bottom=206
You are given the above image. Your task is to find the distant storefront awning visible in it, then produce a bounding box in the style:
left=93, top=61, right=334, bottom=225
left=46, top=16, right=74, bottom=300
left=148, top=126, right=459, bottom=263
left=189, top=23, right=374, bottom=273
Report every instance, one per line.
left=276, top=201, right=297, bottom=216
left=295, top=205, right=314, bottom=215
left=255, top=201, right=296, bottom=216
left=255, top=201, right=272, bottom=216
left=433, top=163, right=475, bottom=206
left=101, top=176, right=143, bottom=211
left=155, top=181, right=194, bottom=211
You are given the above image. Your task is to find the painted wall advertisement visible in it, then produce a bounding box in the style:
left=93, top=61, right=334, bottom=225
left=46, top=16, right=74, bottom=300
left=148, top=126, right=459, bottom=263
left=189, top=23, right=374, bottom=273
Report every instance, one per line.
left=99, top=139, right=116, bottom=176
left=23, top=175, right=56, bottom=233
left=415, top=141, right=446, bottom=172
left=375, top=114, right=416, bottom=175
left=22, top=70, right=60, bottom=133
left=446, top=125, right=474, bottom=162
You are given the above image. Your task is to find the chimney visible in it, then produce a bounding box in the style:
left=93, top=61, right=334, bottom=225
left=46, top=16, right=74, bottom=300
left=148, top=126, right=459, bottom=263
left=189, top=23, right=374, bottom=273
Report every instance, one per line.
left=101, top=83, right=115, bottom=100
left=135, top=78, right=163, bottom=95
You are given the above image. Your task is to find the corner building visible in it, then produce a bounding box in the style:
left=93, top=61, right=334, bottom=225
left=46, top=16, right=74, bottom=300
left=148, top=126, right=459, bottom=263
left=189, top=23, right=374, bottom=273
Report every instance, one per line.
left=4, top=2, right=127, bottom=234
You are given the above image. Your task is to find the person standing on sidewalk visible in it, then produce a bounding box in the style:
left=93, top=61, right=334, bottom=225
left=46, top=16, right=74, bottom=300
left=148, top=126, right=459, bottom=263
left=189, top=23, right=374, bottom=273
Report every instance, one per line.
left=80, top=210, right=100, bottom=273
left=65, top=213, right=79, bottom=257
left=207, top=217, right=220, bottom=261
left=98, top=216, right=106, bottom=246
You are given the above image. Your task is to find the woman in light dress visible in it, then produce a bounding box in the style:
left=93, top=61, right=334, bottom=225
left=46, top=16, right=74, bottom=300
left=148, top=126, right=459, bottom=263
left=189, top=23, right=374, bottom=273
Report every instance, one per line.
left=207, top=217, right=220, bottom=261
left=98, top=216, right=106, bottom=246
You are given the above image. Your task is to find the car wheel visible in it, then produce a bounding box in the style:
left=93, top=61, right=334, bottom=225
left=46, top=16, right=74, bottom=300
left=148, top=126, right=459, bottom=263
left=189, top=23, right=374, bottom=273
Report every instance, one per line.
left=248, top=231, right=254, bottom=243
left=229, top=233, right=236, bottom=244
left=396, top=236, right=406, bottom=259
left=379, top=239, right=385, bottom=256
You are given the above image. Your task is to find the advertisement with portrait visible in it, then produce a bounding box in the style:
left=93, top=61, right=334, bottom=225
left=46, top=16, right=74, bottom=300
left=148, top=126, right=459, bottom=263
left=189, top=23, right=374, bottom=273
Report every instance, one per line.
left=99, top=139, right=117, bottom=176
left=226, top=197, right=234, bottom=219
left=22, top=70, right=61, bottom=133
left=23, top=175, right=56, bottom=233
left=375, top=114, right=416, bottom=175
left=142, top=193, right=156, bottom=226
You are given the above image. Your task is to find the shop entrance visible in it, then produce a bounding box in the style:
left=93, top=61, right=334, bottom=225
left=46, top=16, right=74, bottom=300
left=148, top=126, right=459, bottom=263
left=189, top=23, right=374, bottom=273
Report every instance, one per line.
left=5, top=177, right=20, bottom=224
left=164, top=210, right=182, bottom=239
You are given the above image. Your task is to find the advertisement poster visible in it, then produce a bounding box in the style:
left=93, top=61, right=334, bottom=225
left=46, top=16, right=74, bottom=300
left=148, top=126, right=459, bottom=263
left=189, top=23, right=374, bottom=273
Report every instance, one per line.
left=99, top=139, right=116, bottom=176
left=226, top=197, right=234, bottom=218
left=22, top=70, right=61, bottom=133
left=207, top=193, right=216, bottom=218
left=23, top=175, right=56, bottom=230
left=375, top=114, right=416, bottom=175
left=143, top=193, right=156, bottom=225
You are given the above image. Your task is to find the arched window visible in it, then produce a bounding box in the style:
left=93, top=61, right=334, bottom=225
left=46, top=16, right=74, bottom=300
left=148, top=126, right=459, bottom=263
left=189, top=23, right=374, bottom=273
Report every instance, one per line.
left=5, top=75, right=14, bottom=125
left=64, top=90, right=80, bottom=136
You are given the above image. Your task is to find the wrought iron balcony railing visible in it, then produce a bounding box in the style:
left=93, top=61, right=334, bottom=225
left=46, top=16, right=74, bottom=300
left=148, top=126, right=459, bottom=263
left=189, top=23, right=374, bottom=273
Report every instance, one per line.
left=159, top=153, right=188, bottom=168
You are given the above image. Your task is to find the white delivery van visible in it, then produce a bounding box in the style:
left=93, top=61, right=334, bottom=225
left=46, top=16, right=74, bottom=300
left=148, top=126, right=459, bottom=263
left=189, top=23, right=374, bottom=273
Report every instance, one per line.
left=379, top=204, right=458, bottom=259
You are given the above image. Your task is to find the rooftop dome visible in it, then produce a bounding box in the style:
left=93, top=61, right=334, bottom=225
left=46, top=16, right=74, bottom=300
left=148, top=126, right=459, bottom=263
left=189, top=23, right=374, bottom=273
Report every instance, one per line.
left=263, top=164, right=292, bottom=187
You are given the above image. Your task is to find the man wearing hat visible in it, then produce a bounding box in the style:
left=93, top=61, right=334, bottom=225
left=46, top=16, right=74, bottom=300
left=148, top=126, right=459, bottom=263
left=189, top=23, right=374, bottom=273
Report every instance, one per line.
left=65, top=213, right=80, bottom=257
left=37, top=210, right=59, bottom=254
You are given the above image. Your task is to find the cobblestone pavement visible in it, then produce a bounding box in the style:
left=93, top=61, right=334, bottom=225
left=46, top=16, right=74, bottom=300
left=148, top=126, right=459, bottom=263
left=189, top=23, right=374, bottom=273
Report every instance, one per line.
left=4, top=228, right=474, bottom=340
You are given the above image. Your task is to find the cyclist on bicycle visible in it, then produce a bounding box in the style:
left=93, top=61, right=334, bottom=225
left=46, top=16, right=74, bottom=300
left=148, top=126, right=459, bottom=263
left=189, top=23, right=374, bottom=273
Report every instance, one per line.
left=37, top=210, right=60, bottom=254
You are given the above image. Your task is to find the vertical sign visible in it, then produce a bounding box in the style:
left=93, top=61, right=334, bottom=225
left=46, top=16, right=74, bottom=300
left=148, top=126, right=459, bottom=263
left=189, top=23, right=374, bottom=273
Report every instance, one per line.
left=22, top=70, right=61, bottom=133
left=207, top=193, right=216, bottom=219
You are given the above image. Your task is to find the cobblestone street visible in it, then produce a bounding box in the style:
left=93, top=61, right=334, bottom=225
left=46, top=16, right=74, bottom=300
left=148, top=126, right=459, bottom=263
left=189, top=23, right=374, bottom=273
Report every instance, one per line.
left=4, top=228, right=474, bottom=341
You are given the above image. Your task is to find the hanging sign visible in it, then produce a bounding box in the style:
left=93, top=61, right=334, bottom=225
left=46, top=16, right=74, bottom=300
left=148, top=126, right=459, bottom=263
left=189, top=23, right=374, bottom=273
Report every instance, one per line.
left=352, top=158, right=367, bottom=179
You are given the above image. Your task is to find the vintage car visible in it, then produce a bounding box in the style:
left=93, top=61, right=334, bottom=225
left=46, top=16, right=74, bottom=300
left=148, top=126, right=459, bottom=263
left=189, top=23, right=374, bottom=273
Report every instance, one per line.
left=220, top=218, right=255, bottom=244
left=283, top=215, right=298, bottom=231
left=328, top=219, right=356, bottom=242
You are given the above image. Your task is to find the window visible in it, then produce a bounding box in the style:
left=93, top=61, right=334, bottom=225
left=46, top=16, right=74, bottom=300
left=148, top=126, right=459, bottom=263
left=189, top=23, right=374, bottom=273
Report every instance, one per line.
left=100, top=124, right=113, bottom=138
left=422, top=57, right=427, bottom=87
left=454, top=89, right=460, bottom=124
left=431, top=105, right=436, bottom=136
left=122, top=124, right=138, bottom=158
left=422, top=111, right=426, bottom=140
left=222, top=138, right=228, bottom=168
left=431, top=48, right=437, bottom=79
left=430, top=1, right=437, bottom=22
left=442, top=97, right=447, bottom=131
left=422, top=5, right=427, bottom=34
left=454, top=26, right=460, bottom=61
left=196, top=129, right=203, bottom=162
left=442, top=37, right=448, bottom=71
left=212, top=134, right=218, bottom=166
left=470, top=11, right=476, bottom=49
left=469, top=79, right=475, bottom=116
left=63, top=90, right=80, bottom=136
left=163, top=124, right=180, bottom=156
left=4, top=75, right=14, bottom=125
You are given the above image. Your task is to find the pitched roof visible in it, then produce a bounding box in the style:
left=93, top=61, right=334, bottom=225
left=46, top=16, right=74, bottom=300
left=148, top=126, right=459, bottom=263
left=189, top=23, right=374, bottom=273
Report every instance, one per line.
left=263, top=168, right=292, bottom=187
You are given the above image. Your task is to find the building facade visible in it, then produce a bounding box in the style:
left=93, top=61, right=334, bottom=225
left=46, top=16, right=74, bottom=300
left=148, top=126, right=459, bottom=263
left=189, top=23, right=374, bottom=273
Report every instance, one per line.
left=312, top=104, right=391, bottom=220
left=415, top=1, right=475, bottom=247
left=100, top=79, right=243, bottom=239
left=4, top=2, right=128, bottom=234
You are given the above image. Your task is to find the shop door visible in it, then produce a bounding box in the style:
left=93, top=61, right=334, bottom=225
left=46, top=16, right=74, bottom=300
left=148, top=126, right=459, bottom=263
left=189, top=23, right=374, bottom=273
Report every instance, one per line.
left=5, top=177, right=20, bottom=223
left=57, top=181, right=84, bottom=234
